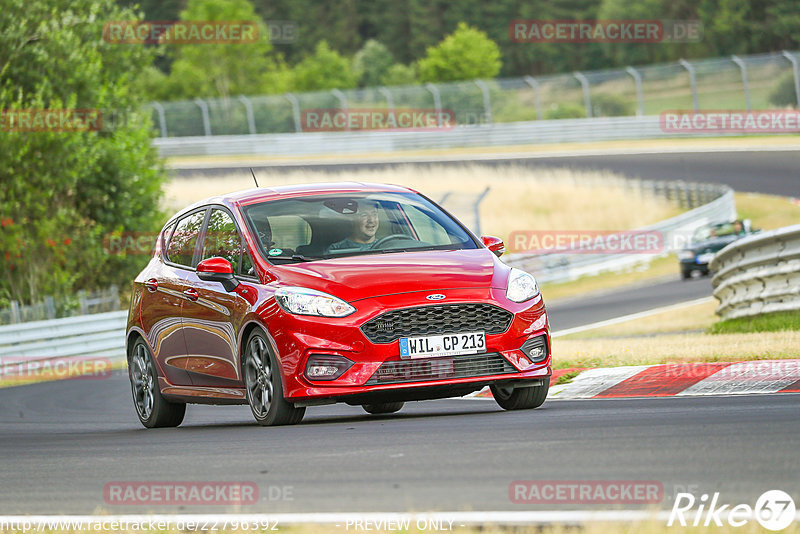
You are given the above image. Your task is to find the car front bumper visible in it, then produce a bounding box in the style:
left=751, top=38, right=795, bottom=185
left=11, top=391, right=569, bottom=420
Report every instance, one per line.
left=264, top=287, right=551, bottom=403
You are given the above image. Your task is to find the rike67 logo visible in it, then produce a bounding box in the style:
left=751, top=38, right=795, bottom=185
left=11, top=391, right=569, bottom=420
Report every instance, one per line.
left=669, top=490, right=796, bottom=531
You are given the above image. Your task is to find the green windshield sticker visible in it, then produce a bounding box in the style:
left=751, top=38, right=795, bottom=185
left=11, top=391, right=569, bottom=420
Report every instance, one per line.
left=268, top=248, right=283, bottom=256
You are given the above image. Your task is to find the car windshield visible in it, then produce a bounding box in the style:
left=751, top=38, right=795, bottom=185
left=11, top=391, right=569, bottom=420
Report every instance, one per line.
left=242, top=191, right=478, bottom=263
left=692, top=222, right=739, bottom=242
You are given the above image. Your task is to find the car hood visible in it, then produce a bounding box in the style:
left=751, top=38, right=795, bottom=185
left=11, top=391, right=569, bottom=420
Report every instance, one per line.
left=271, top=248, right=508, bottom=302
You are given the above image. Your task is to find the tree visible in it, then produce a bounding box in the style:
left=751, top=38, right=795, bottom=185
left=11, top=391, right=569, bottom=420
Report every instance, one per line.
left=381, top=64, right=418, bottom=86
left=292, top=41, right=358, bottom=91
left=417, top=22, right=502, bottom=83
left=0, top=0, right=166, bottom=307
left=353, top=40, right=395, bottom=87
left=160, top=0, right=292, bottom=100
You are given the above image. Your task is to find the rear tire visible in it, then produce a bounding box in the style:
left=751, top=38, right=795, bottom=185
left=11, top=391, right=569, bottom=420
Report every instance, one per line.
left=129, top=339, right=186, bottom=428
left=491, top=382, right=549, bottom=410
left=362, top=402, right=404, bottom=415
left=243, top=330, right=305, bottom=426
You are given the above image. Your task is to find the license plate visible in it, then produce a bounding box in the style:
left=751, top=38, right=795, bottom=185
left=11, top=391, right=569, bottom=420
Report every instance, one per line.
left=399, top=332, right=486, bottom=359
left=696, top=252, right=715, bottom=264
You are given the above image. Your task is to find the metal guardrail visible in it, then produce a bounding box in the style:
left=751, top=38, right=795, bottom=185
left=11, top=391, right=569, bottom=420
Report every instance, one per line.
left=710, top=224, right=800, bottom=319
left=0, top=310, right=127, bottom=372
left=505, top=183, right=736, bottom=284
left=153, top=115, right=750, bottom=158
left=0, top=286, right=120, bottom=325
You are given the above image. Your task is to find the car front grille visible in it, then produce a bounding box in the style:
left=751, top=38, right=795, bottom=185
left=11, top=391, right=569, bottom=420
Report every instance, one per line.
left=360, top=303, right=513, bottom=344
left=365, top=353, right=517, bottom=385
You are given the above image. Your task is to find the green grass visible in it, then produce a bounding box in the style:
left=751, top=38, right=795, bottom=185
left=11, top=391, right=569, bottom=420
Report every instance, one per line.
left=554, top=369, right=583, bottom=385
left=709, top=310, right=800, bottom=334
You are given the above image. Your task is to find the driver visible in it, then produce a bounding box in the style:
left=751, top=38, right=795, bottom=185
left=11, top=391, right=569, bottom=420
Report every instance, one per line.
left=327, top=200, right=380, bottom=253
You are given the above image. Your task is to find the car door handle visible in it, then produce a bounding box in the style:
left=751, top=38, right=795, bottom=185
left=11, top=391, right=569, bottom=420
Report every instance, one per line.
left=144, top=278, right=158, bottom=292
left=183, top=288, right=199, bottom=301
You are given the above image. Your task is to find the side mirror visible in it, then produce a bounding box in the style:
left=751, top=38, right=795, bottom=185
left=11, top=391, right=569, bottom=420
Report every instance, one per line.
left=481, top=235, right=505, bottom=257
left=197, top=257, right=239, bottom=292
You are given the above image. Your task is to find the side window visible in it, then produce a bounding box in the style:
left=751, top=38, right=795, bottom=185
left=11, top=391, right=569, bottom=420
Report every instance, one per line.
left=240, top=249, right=255, bottom=278
left=201, top=209, right=246, bottom=274
left=167, top=210, right=206, bottom=267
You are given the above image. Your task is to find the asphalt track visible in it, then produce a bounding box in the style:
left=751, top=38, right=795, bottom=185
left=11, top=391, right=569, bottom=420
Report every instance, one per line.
left=0, top=374, right=798, bottom=514
left=546, top=276, right=711, bottom=331
left=173, top=150, right=800, bottom=197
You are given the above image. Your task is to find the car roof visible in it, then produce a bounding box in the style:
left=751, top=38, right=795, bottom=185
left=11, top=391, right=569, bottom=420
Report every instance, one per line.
left=169, top=182, right=419, bottom=221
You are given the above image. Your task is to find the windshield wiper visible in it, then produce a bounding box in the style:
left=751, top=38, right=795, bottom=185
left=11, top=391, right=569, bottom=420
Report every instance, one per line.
left=268, top=254, right=323, bottom=263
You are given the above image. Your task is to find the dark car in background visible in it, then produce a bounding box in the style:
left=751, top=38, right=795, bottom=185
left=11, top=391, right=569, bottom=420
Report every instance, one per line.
left=677, top=220, right=757, bottom=279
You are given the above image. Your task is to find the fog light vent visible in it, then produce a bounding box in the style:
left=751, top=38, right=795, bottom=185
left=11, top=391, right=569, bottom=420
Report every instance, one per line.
left=305, top=354, right=353, bottom=381
left=520, top=335, right=548, bottom=363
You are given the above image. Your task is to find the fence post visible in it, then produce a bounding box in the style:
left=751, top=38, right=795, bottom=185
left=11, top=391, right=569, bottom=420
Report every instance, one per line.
left=523, top=76, right=543, bottom=120
left=237, top=95, right=257, bottom=134
left=45, top=296, right=56, bottom=320
left=425, top=83, right=443, bottom=127
left=731, top=55, right=751, bottom=111
left=284, top=93, right=302, bottom=132
left=573, top=71, right=592, bottom=118
left=331, top=89, right=349, bottom=131
left=331, top=89, right=348, bottom=110
left=625, top=66, right=645, bottom=116
left=474, top=80, right=493, bottom=124
left=378, top=86, right=395, bottom=117
left=473, top=187, right=491, bottom=236
left=110, top=285, right=120, bottom=311
left=679, top=59, right=699, bottom=111
left=194, top=98, right=212, bottom=136
left=782, top=51, right=800, bottom=108
left=150, top=102, right=168, bottom=137
left=78, top=290, right=89, bottom=316
left=10, top=301, right=20, bottom=324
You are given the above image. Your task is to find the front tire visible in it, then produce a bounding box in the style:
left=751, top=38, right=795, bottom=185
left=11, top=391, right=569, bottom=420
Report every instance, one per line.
left=129, top=339, right=186, bottom=428
left=362, top=402, right=404, bottom=415
left=491, top=382, right=549, bottom=410
left=243, top=330, right=305, bottom=426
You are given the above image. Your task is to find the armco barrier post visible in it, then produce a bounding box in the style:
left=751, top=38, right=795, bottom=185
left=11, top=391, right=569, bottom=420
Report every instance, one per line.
left=679, top=59, right=699, bottom=112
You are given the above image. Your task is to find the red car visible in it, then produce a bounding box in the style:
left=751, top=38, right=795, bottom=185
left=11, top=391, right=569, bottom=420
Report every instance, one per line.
left=126, top=183, right=551, bottom=428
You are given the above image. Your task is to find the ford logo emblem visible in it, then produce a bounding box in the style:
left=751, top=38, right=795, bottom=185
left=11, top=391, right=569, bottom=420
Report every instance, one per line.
left=426, top=294, right=446, bottom=301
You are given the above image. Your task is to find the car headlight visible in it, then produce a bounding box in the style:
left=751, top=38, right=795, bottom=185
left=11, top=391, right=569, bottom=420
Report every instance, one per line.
left=275, top=287, right=355, bottom=317
left=506, top=268, right=540, bottom=303
left=677, top=250, right=695, bottom=261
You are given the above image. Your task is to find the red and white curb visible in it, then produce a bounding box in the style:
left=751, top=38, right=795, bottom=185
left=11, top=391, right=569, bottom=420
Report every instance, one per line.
left=469, top=359, right=800, bottom=400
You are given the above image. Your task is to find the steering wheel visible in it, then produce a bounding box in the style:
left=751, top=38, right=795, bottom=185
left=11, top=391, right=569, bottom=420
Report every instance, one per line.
left=372, top=234, right=414, bottom=249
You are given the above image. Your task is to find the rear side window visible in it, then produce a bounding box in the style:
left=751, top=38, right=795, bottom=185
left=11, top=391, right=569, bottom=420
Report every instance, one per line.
left=166, top=210, right=206, bottom=267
